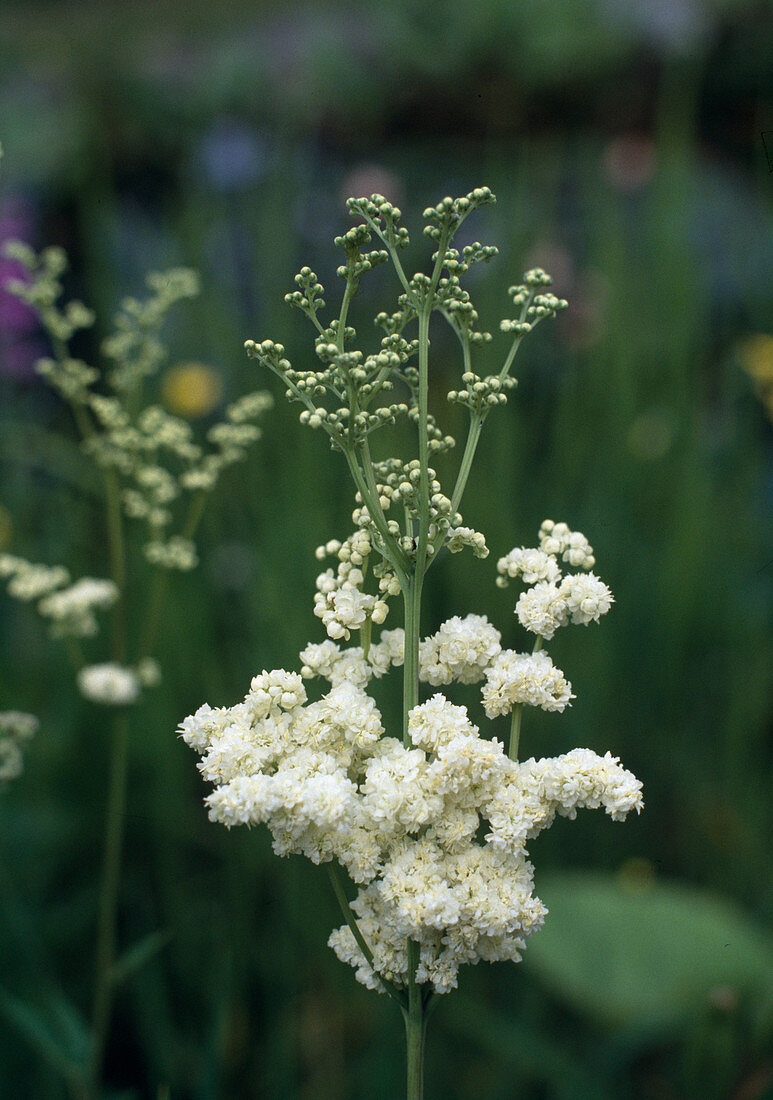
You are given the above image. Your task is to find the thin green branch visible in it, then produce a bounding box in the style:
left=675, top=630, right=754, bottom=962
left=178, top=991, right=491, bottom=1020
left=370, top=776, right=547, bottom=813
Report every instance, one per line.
left=508, top=635, right=543, bottom=760
left=327, top=863, right=406, bottom=1009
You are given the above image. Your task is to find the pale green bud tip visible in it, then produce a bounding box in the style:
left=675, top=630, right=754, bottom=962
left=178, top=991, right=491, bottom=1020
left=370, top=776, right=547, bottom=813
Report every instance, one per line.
left=2, top=240, right=37, bottom=266
left=146, top=268, right=200, bottom=299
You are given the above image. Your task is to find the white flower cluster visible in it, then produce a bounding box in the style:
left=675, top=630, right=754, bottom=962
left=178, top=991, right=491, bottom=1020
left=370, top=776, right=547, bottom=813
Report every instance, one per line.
left=300, top=628, right=405, bottom=687
left=497, top=521, right=613, bottom=640
left=482, top=650, right=574, bottom=717
left=77, top=662, right=151, bottom=706
left=0, top=554, right=70, bottom=601
left=419, top=614, right=501, bottom=685
left=0, top=711, right=39, bottom=783
left=0, top=554, right=118, bottom=638
left=182, top=627, right=642, bottom=996
left=312, top=531, right=398, bottom=640
left=38, top=578, right=119, bottom=637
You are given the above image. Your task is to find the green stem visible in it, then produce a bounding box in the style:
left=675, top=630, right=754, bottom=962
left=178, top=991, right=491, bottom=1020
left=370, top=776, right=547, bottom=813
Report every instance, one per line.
left=508, top=704, right=523, bottom=761
left=415, top=309, right=431, bottom=581
left=343, top=447, right=407, bottom=581
left=508, top=635, right=543, bottom=760
left=449, top=413, right=483, bottom=516
left=326, top=863, right=405, bottom=1008
left=337, top=279, right=354, bottom=352
left=499, top=331, right=525, bottom=382
left=81, top=426, right=130, bottom=1097
left=360, top=615, right=372, bottom=661
left=404, top=940, right=425, bottom=1100
left=359, top=214, right=412, bottom=296
left=104, top=472, right=127, bottom=659
left=402, top=574, right=422, bottom=745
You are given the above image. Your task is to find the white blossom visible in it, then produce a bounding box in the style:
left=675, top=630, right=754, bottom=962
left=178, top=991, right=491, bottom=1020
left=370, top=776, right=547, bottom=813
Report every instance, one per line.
left=515, top=582, right=568, bottom=640
left=497, top=547, right=561, bottom=585
left=38, top=577, right=118, bottom=637
left=482, top=649, right=574, bottom=717
left=420, top=614, right=501, bottom=685
left=78, top=663, right=140, bottom=705
left=559, top=572, right=614, bottom=625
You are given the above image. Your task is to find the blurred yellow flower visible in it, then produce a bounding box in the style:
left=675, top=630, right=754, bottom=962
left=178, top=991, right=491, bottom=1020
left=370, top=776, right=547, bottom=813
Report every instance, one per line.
left=161, top=363, right=223, bottom=419
left=737, top=334, right=773, bottom=385
left=737, top=334, right=773, bottom=423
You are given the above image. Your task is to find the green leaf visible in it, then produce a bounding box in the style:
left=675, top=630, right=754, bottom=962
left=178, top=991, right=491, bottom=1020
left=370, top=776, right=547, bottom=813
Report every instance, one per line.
left=110, top=928, right=172, bottom=988
left=524, top=871, right=773, bottom=1028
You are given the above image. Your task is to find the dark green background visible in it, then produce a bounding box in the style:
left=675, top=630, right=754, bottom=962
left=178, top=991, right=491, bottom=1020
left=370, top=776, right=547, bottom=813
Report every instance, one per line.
left=0, top=1, right=771, bottom=1096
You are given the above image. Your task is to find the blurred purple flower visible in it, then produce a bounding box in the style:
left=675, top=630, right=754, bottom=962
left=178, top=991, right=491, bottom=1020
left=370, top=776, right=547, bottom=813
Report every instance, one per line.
left=0, top=194, right=44, bottom=380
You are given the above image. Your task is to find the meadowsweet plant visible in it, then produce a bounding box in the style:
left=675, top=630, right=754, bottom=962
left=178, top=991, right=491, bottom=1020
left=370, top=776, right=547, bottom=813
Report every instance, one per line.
left=181, top=187, right=644, bottom=1097
left=1, top=232, right=271, bottom=1097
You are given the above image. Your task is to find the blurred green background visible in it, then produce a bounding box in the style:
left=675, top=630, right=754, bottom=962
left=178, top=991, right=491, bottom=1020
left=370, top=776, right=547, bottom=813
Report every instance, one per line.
left=1, top=0, right=772, bottom=1096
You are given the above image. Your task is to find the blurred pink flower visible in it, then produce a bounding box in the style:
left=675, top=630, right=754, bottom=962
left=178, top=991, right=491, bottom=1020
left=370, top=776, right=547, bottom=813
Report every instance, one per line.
left=339, top=164, right=404, bottom=208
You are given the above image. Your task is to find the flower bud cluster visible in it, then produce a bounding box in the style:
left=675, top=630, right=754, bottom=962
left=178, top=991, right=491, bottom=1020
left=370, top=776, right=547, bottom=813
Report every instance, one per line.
left=500, top=270, right=568, bottom=336
left=497, top=520, right=613, bottom=641
left=444, top=525, right=489, bottom=558
left=284, top=266, right=325, bottom=324
left=441, top=242, right=499, bottom=277
left=356, top=461, right=489, bottom=563
left=346, top=194, right=411, bottom=252
left=83, top=390, right=270, bottom=569
left=144, top=536, right=199, bottom=572
left=335, top=224, right=389, bottom=283
left=0, top=711, right=39, bottom=784
left=0, top=554, right=118, bottom=638
left=247, top=332, right=415, bottom=450
left=436, top=278, right=492, bottom=346
left=448, top=371, right=516, bottom=413
left=421, top=187, right=496, bottom=242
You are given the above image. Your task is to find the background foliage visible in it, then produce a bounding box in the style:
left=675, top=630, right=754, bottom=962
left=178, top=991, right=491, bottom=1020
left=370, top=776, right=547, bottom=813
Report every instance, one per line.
left=1, top=0, right=772, bottom=1096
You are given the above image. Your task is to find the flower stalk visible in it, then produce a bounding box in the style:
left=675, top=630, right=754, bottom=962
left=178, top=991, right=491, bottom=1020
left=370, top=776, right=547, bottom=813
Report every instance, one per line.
left=0, top=239, right=271, bottom=1097
left=182, top=187, right=643, bottom=1100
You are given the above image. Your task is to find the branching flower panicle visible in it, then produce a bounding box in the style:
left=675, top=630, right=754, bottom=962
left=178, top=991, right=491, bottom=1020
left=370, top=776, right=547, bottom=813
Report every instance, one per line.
left=182, top=187, right=642, bottom=1099
left=3, top=243, right=272, bottom=574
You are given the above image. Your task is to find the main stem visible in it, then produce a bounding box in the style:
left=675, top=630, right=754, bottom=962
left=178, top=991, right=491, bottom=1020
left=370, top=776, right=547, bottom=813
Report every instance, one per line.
left=402, top=573, right=422, bottom=745
left=404, top=941, right=425, bottom=1100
